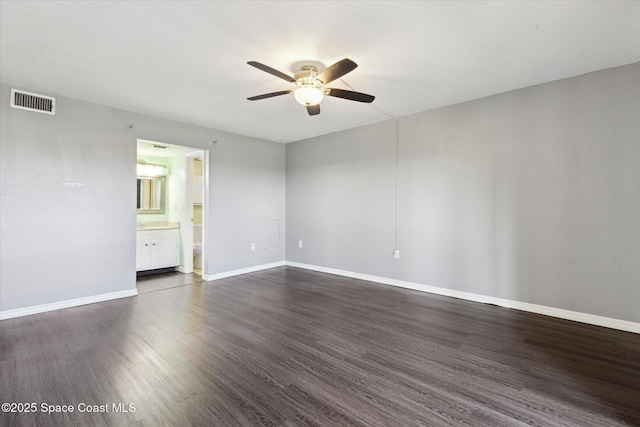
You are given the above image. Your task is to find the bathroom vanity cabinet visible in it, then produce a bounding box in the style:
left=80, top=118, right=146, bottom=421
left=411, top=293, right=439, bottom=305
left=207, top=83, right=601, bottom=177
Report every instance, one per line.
left=136, top=228, right=180, bottom=271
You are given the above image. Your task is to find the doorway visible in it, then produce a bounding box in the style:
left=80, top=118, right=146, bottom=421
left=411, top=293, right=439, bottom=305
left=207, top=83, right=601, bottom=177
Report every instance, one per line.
left=136, top=139, right=208, bottom=281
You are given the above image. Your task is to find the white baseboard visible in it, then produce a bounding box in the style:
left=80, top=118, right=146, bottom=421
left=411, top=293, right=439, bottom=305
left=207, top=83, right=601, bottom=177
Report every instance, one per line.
left=4, top=262, right=636, bottom=335
left=0, top=288, right=138, bottom=321
left=285, top=261, right=640, bottom=334
left=202, top=261, right=286, bottom=281
left=0, top=261, right=286, bottom=321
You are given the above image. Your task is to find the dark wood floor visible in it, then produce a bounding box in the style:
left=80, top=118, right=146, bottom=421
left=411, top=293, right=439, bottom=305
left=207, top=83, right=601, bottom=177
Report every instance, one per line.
left=1, top=267, right=639, bottom=426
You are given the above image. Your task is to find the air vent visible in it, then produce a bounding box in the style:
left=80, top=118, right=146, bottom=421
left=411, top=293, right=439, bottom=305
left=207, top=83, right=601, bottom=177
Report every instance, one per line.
left=10, top=89, right=56, bottom=115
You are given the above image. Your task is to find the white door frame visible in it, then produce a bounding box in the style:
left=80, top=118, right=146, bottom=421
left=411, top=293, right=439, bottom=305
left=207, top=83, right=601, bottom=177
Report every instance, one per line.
left=182, top=149, right=207, bottom=276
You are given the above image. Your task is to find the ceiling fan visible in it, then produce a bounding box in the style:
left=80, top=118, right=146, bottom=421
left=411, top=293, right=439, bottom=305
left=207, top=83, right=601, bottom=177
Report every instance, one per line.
left=247, top=58, right=375, bottom=116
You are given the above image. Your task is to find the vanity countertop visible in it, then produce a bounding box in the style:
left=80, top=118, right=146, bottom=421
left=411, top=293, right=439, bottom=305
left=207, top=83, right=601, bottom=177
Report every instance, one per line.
left=136, top=221, right=180, bottom=231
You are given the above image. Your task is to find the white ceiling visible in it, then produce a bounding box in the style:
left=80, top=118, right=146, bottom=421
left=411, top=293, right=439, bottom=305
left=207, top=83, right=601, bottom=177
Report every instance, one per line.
left=1, top=1, right=639, bottom=143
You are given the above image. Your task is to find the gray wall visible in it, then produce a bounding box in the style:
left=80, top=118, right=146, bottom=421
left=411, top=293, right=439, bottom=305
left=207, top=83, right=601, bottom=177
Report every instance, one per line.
left=286, top=62, right=640, bottom=323
left=0, top=84, right=285, bottom=312
left=1, top=85, right=136, bottom=311
left=207, top=133, right=286, bottom=273
left=2, top=63, right=637, bottom=322
left=286, top=121, right=398, bottom=275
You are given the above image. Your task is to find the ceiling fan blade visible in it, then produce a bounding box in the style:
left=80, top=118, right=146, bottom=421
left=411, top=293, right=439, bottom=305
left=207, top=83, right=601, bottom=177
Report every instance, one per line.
left=247, top=61, right=296, bottom=83
left=306, top=105, right=320, bottom=116
left=316, top=58, right=358, bottom=85
left=247, top=90, right=292, bottom=101
left=325, top=88, right=375, bottom=103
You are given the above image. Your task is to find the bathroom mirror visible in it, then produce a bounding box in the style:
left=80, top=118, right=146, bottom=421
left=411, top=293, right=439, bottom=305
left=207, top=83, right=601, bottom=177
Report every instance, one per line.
left=137, top=176, right=165, bottom=214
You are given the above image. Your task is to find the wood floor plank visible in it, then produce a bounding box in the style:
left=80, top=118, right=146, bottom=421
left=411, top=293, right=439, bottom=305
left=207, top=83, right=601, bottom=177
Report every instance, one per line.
left=1, top=266, right=639, bottom=426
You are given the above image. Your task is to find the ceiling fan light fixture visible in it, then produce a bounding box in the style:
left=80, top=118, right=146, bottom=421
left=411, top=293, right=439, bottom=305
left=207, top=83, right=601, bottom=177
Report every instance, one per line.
left=247, top=59, right=374, bottom=115
left=294, top=86, right=324, bottom=106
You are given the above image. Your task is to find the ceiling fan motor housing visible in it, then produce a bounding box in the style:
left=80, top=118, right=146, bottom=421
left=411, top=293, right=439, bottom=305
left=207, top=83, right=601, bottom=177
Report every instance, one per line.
left=296, top=66, right=323, bottom=88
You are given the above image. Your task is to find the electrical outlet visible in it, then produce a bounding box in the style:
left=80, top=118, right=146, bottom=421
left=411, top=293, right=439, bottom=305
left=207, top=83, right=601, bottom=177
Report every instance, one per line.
left=393, top=249, right=400, bottom=259
left=298, top=240, right=303, bottom=248
left=251, top=243, right=256, bottom=251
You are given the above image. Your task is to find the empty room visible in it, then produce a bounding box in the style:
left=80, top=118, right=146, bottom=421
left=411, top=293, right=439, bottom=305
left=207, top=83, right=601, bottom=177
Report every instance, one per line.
left=1, top=1, right=639, bottom=426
